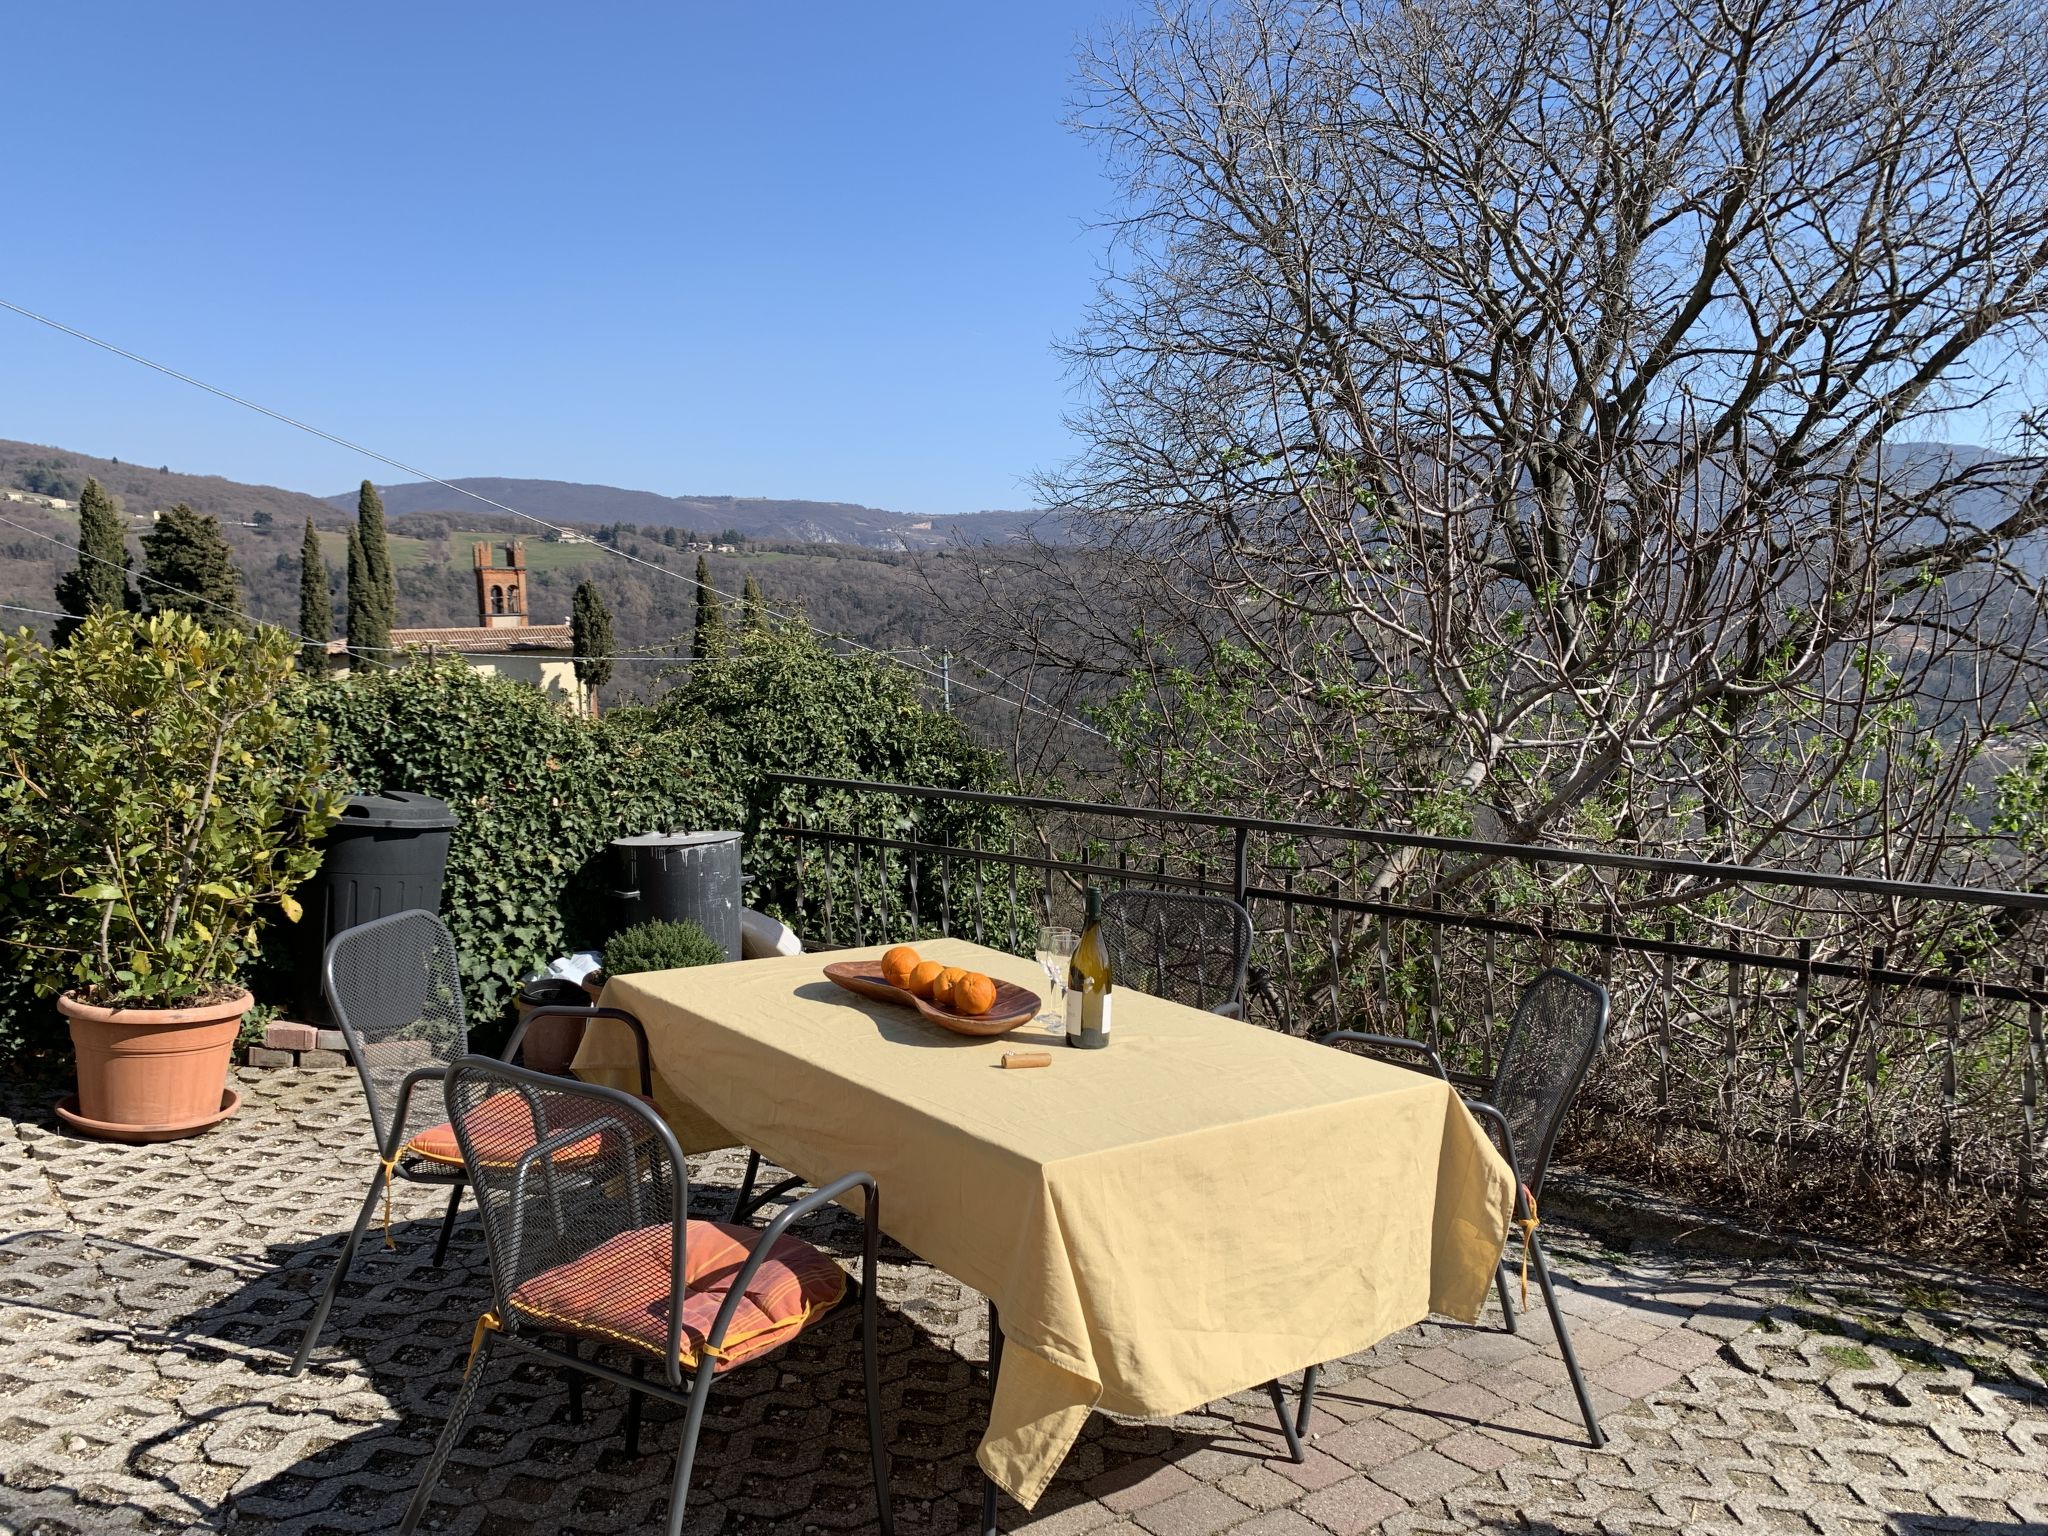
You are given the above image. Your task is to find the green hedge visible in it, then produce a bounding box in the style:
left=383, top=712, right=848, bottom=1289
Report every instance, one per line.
left=287, top=659, right=745, bottom=1040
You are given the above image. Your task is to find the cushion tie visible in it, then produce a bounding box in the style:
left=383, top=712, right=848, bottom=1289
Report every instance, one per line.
left=466, top=1310, right=502, bottom=1371
left=1516, top=1185, right=1539, bottom=1308
left=376, top=1150, right=404, bottom=1251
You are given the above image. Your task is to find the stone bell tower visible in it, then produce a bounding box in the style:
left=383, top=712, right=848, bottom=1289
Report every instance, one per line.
left=473, top=540, right=528, bottom=629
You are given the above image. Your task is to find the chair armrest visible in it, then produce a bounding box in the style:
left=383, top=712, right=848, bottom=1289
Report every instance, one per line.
left=504, top=1005, right=654, bottom=1096
left=695, top=1171, right=878, bottom=1371
left=1316, top=1030, right=1449, bottom=1081
left=1461, top=1099, right=1531, bottom=1219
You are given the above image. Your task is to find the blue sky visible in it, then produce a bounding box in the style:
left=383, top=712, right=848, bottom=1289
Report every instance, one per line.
left=0, top=5, right=1126, bottom=515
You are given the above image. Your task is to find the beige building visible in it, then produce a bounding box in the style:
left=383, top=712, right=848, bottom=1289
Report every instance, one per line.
left=327, top=539, right=590, bottom=713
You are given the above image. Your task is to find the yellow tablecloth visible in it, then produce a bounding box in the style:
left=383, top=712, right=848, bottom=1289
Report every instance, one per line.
left=573, top=937, right=1513, bottom=1508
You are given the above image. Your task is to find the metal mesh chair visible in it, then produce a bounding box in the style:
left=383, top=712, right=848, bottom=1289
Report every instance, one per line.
left=1303, top=968, right=1611, bottom=1447
left=1099, top=890, right=1253, bottom=1017
left=288, top=909, right=653, bottom=1375
left=398, top=1058, right=893, bottom=1536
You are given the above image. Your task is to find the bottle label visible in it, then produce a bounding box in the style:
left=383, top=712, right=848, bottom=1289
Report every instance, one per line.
left=1066, top=984, right=1083, bottom=1045
left=1095, top=994, right=1112, bottom=1037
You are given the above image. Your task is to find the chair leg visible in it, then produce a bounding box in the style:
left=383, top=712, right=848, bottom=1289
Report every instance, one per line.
left=624, top=1359, right=645, bottom=1458
left=980, top=1300, right=1003, bottom=1536
left=666, top=1358, right=721, bottom=1536
left=430, top=1184, right=464, bottom=1268
left=288, top=1166, right=387, bottom=1376
left=1264, top=1380, right=1306, bottom=1463
left=1528, top=1234, right=1605, bottom=1449
left=861, top=1188, right=894, bottom=1536
left=1495, top=1266, right=1520, bottom=1335
left=396, top=1331, right=496, bottom=1534
left=1294, top=1364, right=1320, bottom=1439
left=729, top=1149, right=762, bottom=1222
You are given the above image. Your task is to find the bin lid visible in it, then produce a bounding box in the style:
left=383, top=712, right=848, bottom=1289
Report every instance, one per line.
left=339, top=790, right=458, bottom=831
left=611, top=830, right=740, bottom=849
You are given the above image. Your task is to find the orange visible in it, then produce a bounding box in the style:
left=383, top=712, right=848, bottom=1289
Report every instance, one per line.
left=907, top=960, right=947, bottom=998
left=931, top=966, right=968, bottom=1007
left=953, top=972, right=997, bottom=1016
left=880, top=945, right=921, bottom=989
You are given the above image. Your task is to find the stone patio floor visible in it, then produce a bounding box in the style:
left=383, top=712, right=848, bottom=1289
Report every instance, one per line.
left=0, top=1068, right=2043, bottom=1536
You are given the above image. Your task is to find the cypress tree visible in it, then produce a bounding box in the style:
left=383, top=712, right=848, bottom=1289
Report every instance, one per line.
left=570, top=579, right=615, bottom=713
left=297, top=518, right=331, bottom=671
left=139, top=504, right=241, bottom=627
left=356, top=480, right=396, bottom=631
left=345, top=523, right=390, bottom=664
left=52, top=478, right=137, bottom=644
left=740, top=572, right=767, bottom=632
left=691, top=554, right=726, bottom=661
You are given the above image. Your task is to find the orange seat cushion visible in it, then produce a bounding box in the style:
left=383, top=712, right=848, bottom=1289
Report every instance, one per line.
left=404, top=1088, right=656, bottom=1169
left=506, top=1220, right=847, bottom=1372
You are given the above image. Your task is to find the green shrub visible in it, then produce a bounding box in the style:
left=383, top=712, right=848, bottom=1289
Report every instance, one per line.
left=286, top=658, right=745, bottom=1043
left=601, top=918, right=725, bottom=978
left=656, top=620, right=1027, bottom=942
left=0, top=612, right=343, bottom=1032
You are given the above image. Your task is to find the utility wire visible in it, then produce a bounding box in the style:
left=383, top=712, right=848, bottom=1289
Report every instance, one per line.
left=0, top=297, right=1102, bottom=737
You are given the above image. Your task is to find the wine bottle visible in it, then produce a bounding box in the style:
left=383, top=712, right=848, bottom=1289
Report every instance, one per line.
left=1066, top=886, right=1113, bottom=1049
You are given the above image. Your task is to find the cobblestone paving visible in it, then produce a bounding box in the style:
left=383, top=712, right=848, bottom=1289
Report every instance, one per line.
left=0, top=1069, right=2042, bottom=1536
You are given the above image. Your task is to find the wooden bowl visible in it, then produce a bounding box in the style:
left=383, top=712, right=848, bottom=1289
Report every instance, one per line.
left=823, top=961, right=1041, bottom=1038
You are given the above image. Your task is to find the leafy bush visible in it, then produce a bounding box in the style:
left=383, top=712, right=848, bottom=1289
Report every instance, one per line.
left=287, top=658, right=745, bottom=1040
left=0, top=611, right=344, bottom=1018
left=656, top=620, right=1025, bottom=940
left=601, top=918, right=725, bottom=978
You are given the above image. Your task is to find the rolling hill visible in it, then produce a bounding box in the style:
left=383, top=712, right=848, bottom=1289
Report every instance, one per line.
left=0, top=439, right=1028, bottom=710
left=324, top=477, right=1064, bottom=549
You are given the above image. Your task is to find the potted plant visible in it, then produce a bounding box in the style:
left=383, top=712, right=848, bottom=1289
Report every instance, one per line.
left=0, top=611, right=342, bottom=1140
left=521, top=918, right=725, bottom=1075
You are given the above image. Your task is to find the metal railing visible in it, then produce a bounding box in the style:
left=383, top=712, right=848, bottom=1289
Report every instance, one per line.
left=762, top=772, right=2048, bottom=1218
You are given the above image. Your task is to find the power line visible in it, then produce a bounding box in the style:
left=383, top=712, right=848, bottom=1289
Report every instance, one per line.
left=0, top=599, right=72, bottom=621
left=0, top=297, right=1103, bottom=738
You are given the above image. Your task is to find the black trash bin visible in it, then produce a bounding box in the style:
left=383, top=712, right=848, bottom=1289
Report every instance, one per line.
left=299, top=791, right=457, bottom=1020
left=610, top=830, right=743, bottom=961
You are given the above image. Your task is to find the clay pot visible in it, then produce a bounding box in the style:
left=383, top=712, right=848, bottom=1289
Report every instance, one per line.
left=56, top=988, right=246, bottom=1142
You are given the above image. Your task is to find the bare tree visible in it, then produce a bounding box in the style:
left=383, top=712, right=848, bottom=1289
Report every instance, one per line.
left=956, top=0, right=2048, bottom=906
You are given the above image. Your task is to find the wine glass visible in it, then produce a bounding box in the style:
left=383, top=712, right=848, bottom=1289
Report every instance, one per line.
left=1035, top=926, right=1076, bottom=1034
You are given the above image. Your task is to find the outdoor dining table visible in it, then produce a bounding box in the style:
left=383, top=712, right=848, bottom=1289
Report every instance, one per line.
left=572, top=936, right=1515, bottom=1511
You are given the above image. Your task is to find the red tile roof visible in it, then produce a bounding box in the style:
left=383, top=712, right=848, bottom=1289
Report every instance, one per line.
left=325, top=624, right=573, bottom=656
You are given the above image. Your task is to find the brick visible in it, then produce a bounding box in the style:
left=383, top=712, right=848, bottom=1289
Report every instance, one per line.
left=297, top=1048, right=350, bottom=1069
left=1271, top=1447, right=1351, bottom=1492
left=243, top=1046, right=295, bottom=1068
left=1533, top=1380, right=1626, bottom=1425
left=1590, top=1352, right=1684, bottom=1399
left=1434, top=1428, right=1520, bottom=1473
left=262, top=1021, right=317, bottom=1052
left=1403, top=1346, right=1478, bottom=1383
left=1547, top=1327, right=1635, bottom=1370
left=1638, top=1327, right=1724, bottom=1372
left=1213, top=1466, right=1303, bottom=1511
left=1297, top=1474, right=1406, bottom=1535
left=1132, top=1486, right=1252, bottom=1536
left=1320, top=1416, right=1423, bottom=1471
left=1015, top=1499, right=1117, bottom=1535
left=1226, top=1513, right=1322, bottom=1536
left=1440, top=1328, right=1538, bottom=1367
left=1366, top=1447, right=1472, bottom=1502
left=315, top=1028, right=349, bottom=1052
left=1685, top=1301, right=1765, bottom=1339
left=1358, top=1362, right=1447, bottom=1405
left=1088, top=1459, right=1198, bottom=1513
left=1410, top=1379, right=1510, bottom=1429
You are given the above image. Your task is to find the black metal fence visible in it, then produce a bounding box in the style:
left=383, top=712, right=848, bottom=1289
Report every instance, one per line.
left=764, top=772, right=2048, bottom=1218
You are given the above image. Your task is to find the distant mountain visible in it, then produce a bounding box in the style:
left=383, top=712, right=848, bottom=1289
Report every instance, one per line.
left=0, top=438, right=347, bottom=530
left=322, top=477, right=1066, bottom=549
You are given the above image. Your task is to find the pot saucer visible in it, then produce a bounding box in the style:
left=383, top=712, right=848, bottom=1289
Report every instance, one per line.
left=54, top=1087, right=241, bottom=1143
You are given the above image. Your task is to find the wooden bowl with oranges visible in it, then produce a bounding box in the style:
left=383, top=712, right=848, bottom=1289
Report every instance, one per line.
left=824, top=945, right=1040, bottom=1037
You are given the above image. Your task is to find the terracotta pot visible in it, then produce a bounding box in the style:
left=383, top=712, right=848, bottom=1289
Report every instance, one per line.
left=515, top=1004, right=587, bottom=1078
left=57, top=988, right=247, bottom=1142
